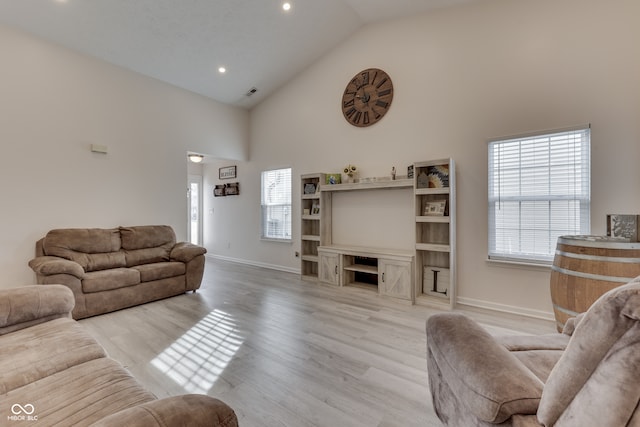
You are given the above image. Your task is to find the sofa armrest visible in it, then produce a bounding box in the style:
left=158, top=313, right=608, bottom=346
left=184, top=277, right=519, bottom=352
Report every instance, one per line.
left=427, top=313, right=544, bottom=423
left=29, top=256, right=85, bottom=279
left=89, top=394, right=238, bottom=427
left=0, top=285, right=75, bottom=335
left=170, top=242, right=207, bottom=263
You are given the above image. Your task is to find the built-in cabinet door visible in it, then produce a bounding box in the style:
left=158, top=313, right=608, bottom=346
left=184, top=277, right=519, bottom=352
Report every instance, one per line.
left=319, top=251, right=340, bottom=286
left=379, top=259, right=412, bottom=300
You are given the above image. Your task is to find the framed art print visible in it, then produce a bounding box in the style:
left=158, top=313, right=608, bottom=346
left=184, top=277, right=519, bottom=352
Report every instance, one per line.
left=219, top=165, right=237, bottom=180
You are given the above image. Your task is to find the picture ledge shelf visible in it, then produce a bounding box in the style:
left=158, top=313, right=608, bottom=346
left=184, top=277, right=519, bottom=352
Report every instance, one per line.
left=320, top=178, right=413, bottom=192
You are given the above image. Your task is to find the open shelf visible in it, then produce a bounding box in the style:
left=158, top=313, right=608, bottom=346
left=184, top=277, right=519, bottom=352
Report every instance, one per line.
left=414, top=159, right=456, bottom=309
left=344, top=264, right=378, bottom=274
left=300, top=173, right=327, bottom=280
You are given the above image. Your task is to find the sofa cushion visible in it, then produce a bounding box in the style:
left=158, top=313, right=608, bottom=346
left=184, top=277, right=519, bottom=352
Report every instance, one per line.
left=494, top=334, right=569, bottom=382
left=133, top=262, right=185, bottom=282
left=82, top=268, right=140, bottom=293
left=92, top=395, right=240, bottom=427
left=0, top=318, right=106, bottom=394
left=0, top=357, right=155, bottom=426
left=42, top=228, right=126, bottom=272
left=120, top=226, right=176, bottom=266
left=0, top=285, right=75, bottom=335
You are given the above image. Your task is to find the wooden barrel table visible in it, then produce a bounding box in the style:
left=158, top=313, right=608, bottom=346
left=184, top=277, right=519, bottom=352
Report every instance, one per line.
left=550, top=235, right=640, bottom=331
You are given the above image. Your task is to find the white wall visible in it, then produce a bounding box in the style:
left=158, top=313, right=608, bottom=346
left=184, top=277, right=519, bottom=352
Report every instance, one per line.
left=205, top=0, right=640, bottom=319
left=0, top=25, right=249, bottom=289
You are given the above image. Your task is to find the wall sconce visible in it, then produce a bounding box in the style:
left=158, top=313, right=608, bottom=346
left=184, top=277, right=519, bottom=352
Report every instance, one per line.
left=188, top=154, right=204, bottom=163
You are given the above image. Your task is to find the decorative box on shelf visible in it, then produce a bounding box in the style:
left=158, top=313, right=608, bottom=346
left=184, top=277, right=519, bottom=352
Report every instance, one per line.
left=325, top=173, right=342, bottom=185
left=423, top=266, right=449, bottom=298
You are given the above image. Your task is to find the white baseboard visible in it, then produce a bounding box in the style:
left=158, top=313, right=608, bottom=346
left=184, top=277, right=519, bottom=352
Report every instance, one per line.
left=205, top=253, right=300, bottom=275
left=456, top=296, right=555, bottom=322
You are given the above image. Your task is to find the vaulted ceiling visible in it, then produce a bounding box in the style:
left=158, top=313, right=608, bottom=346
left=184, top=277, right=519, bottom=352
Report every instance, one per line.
left=0, top=0, right=481, bottom=108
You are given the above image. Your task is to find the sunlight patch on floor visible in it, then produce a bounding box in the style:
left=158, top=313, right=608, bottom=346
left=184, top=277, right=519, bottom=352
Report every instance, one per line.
left=151, top=309, right=243, bottom=393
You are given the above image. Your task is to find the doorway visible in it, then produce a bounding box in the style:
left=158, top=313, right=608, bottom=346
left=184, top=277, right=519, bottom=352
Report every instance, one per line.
left=187, top=175, right=203, bottom=245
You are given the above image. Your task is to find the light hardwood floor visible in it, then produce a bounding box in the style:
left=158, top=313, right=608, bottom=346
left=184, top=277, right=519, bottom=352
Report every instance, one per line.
left=80, top=258, right=555, bottom=427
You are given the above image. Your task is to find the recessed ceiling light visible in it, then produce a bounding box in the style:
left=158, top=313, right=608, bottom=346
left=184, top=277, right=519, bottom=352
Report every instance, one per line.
left=218, top=67, right=226, bottom=74
left=282, top=2, right=291, bottom=11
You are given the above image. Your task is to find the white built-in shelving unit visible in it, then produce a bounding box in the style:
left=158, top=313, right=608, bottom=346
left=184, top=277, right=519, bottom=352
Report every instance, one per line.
left=300, top=159, right=456, bottom=308
left=414, top=158, right=456, bottom=309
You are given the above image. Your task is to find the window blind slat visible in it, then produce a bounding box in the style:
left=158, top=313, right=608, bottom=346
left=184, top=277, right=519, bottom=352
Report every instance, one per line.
left=488, top=127, right=590, bottom=263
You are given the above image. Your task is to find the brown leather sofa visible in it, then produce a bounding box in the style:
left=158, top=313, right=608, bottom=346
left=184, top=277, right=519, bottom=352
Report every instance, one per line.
left=28, top=225, right=206, bottom=319
left=426, top=276, right=640, bottom=426
left=0, top=284, right=237, bottom=426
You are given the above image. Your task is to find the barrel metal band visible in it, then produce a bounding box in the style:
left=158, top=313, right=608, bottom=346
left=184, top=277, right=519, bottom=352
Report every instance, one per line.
left=553, top=303, right=580, bottom=317
left=550, top=265, right=634, bottom=283
left=555, top=249, right=640, bottom=264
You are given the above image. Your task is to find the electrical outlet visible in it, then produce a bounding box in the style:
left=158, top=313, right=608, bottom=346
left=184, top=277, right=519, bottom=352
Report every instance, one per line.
left=295, top=251, right=300, bottom=257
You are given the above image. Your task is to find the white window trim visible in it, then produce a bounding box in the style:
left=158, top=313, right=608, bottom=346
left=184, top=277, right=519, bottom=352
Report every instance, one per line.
left=260, top=167, right=293, bottom=242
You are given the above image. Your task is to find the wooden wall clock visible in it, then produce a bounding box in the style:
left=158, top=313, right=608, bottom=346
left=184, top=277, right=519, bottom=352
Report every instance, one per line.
left=341, top=68, right=393, bottom=127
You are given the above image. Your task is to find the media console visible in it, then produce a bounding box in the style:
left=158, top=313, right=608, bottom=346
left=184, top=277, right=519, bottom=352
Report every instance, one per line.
left=318, top=245, right=414, bottom=302
left=300, top=158, right=456, bottom=309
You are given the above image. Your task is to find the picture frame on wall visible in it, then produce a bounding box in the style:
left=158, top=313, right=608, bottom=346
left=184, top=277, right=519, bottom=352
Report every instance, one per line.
left=213, top=185, right=226, bottom=197
left=219, top=165, right=237, bottom=180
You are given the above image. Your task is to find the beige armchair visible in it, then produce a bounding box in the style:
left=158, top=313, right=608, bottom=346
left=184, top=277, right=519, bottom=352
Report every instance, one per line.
left=426, top=276, right=640, bottom=426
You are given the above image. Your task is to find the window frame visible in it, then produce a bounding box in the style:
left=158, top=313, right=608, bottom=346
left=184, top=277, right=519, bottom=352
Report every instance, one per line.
left=487, top=125, right=591, bottom=265
left=260, top=167, right=293, bottom=242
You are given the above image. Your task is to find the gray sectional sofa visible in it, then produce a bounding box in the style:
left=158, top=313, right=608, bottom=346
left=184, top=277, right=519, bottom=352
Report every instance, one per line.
left=0, top=284, right=237, bottom=426
left=28, top=225, right=206, bottom=319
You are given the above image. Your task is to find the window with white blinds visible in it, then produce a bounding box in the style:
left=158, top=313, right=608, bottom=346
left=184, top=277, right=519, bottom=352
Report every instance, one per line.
left=261, top=167, right=292, bottom=241
left=488, top=126, right=590, bottom=264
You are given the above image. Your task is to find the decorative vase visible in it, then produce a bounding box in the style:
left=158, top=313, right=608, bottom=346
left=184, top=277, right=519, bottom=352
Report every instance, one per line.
left=345, top=173, right=357, bottom=183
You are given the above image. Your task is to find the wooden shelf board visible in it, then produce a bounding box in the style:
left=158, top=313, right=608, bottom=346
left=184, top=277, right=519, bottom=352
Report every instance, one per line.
left=321, top=179, right=412, bottom=192
left=301, top=255, right=319, bottom=262
left=423, top=290, right=450, bottom=300
left=415, top=187, right=450, bottom=195
left=301, top=234, right=320, bottom=241
left=318, top=245, right=414, bottom=259
left=302, top=194, right=320, bottom=200
left=414, top=159, right=452, bottom=169
left=302, top=215, right=321, bottom=221
left=416, top=243, right=451, bottom=252
left=416, top=216, right=450, bottom=223
left=344, top=264, right=378, bottom=274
